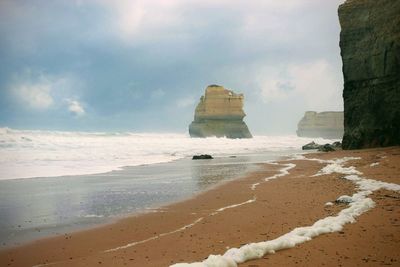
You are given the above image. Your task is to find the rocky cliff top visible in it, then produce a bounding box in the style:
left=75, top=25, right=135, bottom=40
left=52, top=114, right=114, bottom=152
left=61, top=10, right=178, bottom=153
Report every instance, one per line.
left=194, top=85, right=246, bottom=121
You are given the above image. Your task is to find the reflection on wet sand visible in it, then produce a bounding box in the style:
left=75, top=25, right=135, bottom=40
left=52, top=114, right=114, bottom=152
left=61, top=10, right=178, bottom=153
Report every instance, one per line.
left=191, top=157, right=253, bottom=190
left=0, top=152, right=292, bottom=248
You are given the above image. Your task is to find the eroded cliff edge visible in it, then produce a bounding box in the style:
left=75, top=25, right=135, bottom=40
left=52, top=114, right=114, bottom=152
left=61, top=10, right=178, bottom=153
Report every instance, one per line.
left=189, top=85, right=252, bottom=138
left=297, top=111, right=344, bottom=139
left=339, top=0, right=400, bottom=149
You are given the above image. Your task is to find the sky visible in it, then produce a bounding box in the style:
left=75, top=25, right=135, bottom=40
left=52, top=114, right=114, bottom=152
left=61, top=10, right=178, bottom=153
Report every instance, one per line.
left=0, top=0, right=345, bottom=134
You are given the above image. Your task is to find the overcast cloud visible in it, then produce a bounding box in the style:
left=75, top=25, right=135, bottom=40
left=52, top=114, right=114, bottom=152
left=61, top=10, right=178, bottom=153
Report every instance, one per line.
left=0, top=0, right=345, bottom=134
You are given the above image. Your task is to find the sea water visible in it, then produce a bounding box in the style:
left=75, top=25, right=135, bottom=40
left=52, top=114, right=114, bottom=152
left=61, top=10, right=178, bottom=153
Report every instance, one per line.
left=0, top=128, right=334, bottom=247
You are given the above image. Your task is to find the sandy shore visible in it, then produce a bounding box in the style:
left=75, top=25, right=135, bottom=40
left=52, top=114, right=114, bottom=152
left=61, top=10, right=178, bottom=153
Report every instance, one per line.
left=0, top=147, right=399, bottom=267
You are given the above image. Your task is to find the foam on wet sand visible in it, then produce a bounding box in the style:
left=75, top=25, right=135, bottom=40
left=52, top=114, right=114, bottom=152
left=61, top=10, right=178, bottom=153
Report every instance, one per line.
left=1, top=147, right=399, bottom=267
left=171, top=155, right=400, bottom=267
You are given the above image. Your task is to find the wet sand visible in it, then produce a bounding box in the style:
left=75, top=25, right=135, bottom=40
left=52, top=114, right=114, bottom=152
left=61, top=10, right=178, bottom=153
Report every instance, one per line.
left=0, top=147, right=399, bottom=267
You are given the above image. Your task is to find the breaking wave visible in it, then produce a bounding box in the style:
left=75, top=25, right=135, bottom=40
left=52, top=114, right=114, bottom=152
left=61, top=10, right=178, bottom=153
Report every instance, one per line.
left=0, top=127, right=334, bottom=180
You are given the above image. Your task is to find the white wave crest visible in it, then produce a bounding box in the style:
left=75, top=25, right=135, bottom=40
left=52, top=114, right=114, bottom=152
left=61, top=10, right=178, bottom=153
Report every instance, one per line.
left=0, top=127, right=335, bottom=180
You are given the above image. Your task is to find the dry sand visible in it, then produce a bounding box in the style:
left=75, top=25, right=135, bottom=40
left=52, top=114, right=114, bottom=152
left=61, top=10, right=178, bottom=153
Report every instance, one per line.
left=0, top=147, right=399, bottom=267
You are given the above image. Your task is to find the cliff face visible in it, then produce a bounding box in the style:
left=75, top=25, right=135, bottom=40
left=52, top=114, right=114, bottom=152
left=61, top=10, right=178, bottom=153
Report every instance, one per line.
left=297, top=111, right=344, bottom=139
left=189, top=85, right=252, bottom=138
left=339, top=0, right=400, bottom=149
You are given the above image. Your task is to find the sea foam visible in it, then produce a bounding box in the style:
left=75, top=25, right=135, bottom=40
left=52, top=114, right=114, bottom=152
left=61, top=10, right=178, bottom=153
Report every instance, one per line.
left=170, top=157, right=400, bottom=267
left=0, top=127, right=334, bottom=180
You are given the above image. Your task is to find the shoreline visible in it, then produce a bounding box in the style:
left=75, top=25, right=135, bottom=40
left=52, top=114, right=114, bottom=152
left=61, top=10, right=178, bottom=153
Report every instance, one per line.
left=1, top=147, right=399, bottom=266
left=0, top=152, right=278, bottom=248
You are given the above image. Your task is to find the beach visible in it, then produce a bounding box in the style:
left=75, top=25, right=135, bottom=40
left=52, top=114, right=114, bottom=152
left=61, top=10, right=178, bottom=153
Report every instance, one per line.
left=1, top=0, right=399, bottom=266
left=0, top=146, right=399, bottom=267
left=0, top=129, right=324, bottom=248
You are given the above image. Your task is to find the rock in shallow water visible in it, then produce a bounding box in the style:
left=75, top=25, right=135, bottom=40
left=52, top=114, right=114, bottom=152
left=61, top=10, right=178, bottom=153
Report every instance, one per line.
left=318, top=144, right=336, bottom=152
left=332, top=141, right=342, bottom=149
left=302, top=141, right=342, bottom=152
left=192, top=154, right=213, bottom=160
left=302, top=141, right=321, bottom=150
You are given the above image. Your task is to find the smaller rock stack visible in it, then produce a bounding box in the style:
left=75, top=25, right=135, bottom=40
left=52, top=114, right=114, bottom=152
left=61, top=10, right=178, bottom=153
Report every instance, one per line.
left=296, top=111, right=344, bottom=139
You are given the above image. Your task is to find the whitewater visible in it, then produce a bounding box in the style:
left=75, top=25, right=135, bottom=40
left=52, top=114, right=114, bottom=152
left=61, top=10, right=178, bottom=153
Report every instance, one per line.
left=0, top=127, right=334, bottom=180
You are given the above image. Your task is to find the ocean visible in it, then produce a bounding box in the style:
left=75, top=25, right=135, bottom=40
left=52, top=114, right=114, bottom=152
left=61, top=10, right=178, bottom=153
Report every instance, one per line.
left=0, top=128, right=334, bottom=247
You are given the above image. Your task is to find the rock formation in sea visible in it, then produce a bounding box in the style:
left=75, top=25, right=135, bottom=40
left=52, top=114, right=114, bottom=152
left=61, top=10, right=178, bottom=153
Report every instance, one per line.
left=296, top=111, right=344, bottom=139
left=338, top=0, right=400, bottom=149
left=189, top=85, right=252, bottom=139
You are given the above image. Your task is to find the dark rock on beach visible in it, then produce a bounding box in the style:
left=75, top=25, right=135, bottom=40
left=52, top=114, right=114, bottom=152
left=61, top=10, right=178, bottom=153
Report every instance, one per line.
left=192, top=154, right=213, bottom=160
left=318, top=144, right=336, bottom=152
left=302, top=141, right=342, bottom=152
left=332, top=141, right=342, bottom=149
left=302, top=141, right=321, bottom=150
left=339, top=0, right=400, bottom=149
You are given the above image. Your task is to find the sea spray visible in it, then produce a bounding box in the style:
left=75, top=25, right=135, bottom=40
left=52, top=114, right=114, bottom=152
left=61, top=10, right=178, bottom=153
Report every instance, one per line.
left=0, top=127, right=334, bottom=180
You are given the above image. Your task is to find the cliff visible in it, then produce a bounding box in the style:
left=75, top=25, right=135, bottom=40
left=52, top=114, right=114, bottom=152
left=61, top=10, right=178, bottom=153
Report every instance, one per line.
left=338, top=0, right=400, bottom=149
left=189, top=85, right=252, bottom=138
left=296, top=111, right=344, bottom=139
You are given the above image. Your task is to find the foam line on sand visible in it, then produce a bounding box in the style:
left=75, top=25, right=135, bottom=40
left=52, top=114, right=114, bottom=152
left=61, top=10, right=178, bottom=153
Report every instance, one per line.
left=170, top=157, right=400, bottom=267
left=250, top=163, right=296, bottom=190
left=104, top=161, right=296, bottom=254
left=104, top=197, right=257, bottom=253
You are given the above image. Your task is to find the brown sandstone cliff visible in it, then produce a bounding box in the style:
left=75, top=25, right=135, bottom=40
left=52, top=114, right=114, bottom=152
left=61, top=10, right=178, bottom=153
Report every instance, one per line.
left=339, top=0, right=400, bottom=149
left=297, top=111, right=344, bottom=139
left=189, top=85, right=252, bottom=138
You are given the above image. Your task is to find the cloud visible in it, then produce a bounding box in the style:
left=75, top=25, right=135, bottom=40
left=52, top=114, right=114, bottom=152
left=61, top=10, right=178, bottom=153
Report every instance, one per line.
left=8, top=70, right=87, bottom=115
left=10, top=72, right=55, bottom=110
left=15, top=83, right=53, bottom=110
left=258, top=78, right=293, bottom=101
left=288, top=60, right=342, bottom=110
left=65, top=99, right=85, bottom=116
left=257, top=60, right=343, bottom=111
left=0, top=0, right=345, bottom=133
left=176, top=96, right=196, bottom=108
left=150, top=88, right=165, bottom=99
left=99, top=0, right=342, bottom=45
left=101, top=0, right=183, bottom=41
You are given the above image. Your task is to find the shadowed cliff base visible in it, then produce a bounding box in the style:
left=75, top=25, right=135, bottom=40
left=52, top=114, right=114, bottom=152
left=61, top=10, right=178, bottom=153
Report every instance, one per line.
left=339, top=0, right=400, bottom=149
left=189, top=85, right=252, bottom=139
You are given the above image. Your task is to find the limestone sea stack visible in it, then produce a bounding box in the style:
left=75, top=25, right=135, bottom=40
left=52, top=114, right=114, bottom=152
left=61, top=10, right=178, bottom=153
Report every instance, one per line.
left=189, top=85, right=252, bottom=138
left=296, top=111, right=344, bottom=139
left=338, top=0, right=400, bottom=149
